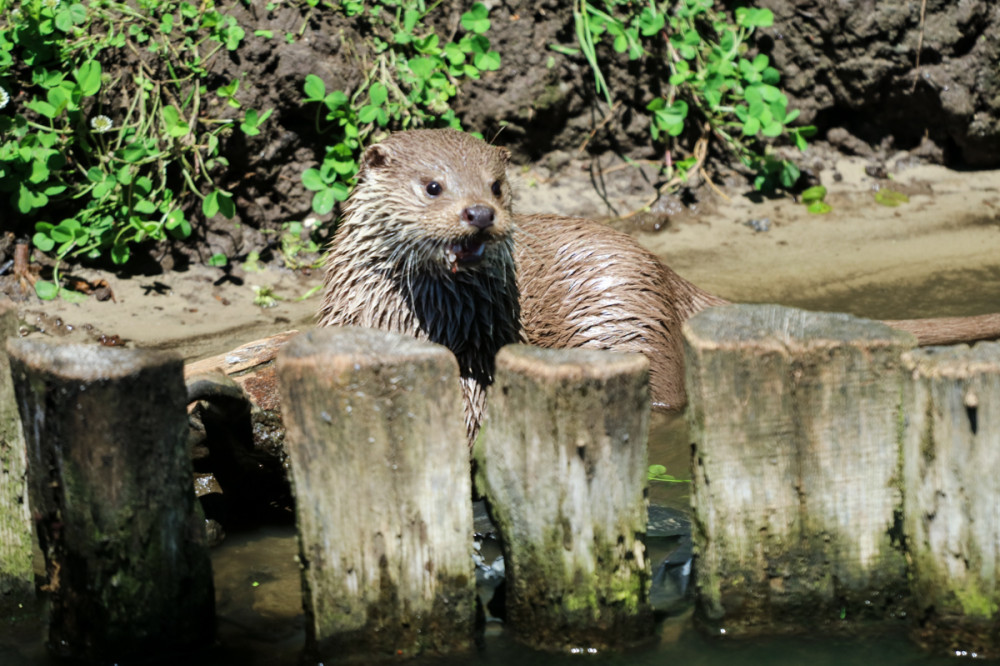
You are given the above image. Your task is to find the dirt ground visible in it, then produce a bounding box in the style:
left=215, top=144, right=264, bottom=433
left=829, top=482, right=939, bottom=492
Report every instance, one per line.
left=7, top=154, right=999, bottom=363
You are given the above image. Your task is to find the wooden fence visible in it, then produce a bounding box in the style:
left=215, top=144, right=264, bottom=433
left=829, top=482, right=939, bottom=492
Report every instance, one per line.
left=1, top=302, right=998, bottom=661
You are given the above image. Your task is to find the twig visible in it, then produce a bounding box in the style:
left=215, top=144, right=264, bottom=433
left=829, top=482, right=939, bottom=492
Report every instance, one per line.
left=577, top=100, right=622, bottom=154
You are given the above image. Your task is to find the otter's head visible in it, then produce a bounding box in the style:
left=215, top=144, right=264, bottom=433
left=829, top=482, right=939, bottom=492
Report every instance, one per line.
left=343, top=129, right=514, bottom=276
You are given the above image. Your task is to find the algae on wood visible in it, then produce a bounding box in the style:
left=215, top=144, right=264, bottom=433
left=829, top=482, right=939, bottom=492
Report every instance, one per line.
left=683, top=304, right=916, bottom=633
left=903, top=342, right=1000, bottom=657
left=6, top=339, right=214, bottom=661
left=276, top=327, right=474, bottom=662
left=0, top=301, right=33, bottom=606
left=475, top=344, right=653, bottom=651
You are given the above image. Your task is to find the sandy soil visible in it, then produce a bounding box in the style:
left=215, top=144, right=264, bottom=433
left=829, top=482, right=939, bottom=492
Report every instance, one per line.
left=8, top=155, right=999, bottom=362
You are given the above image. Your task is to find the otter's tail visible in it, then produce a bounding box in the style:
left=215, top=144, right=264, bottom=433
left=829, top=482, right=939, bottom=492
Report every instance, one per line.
left=883, top=313, right=1000, bottom=346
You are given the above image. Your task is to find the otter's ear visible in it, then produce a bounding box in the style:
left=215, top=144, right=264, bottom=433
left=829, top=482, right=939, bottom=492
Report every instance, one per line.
left=361, top=143, right=389, bottom=171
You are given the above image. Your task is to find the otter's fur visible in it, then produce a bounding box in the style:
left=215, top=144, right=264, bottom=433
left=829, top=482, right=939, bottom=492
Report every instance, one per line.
left=318, top=129, right=723, bottom=439
left=320, top=129, right=1000, bottom=441
left=318, top=130, right=521, bottom=440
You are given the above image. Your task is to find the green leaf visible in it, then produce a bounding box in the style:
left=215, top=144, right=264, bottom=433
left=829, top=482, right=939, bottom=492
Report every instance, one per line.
left=303, top=74, right=326, bottom=101
left=18, top=184, right=47, bottom=213
left=134, top=199, right=157, bottom=214
left=638, top=7, right=665, bottom=36
left=111, top=243, right=130, bottom=264
left=162, top=105, right=190, bottom=137
left=121, top=143, right=147, bottom=162
left=208, top=253, right=229, bottom=267
left=312, top=188, right=337, bottom=215
left=208, top=190, right=235, bottom=218
left=165, top=209, right=192, bottom=238
left=74, top=61, right=102, bottom=96
left=742, top=117, right=761, bottom=136
left=779, top=161, right=800, bottom=189
left=801, top=185, right=827, bottom=203
left=473, top=51, right=501, bottom=71
left=33, top=232, right=56, bottom=252
left=761, top=120, right=783, bottom=137
left=302, top=168, right=327, bottom=191
left=461, top=2, right=491, bottom=34
left=874, top=188, right=910, bottom=207
left=203, top=190, right=219, bottom=217
left=35, top=281, right=59, bottom=300
left=27, top=100, right=58, bottom=119
left=807, top=200, right=833, bottom=214
left=369, top=82, right=388, bottom=106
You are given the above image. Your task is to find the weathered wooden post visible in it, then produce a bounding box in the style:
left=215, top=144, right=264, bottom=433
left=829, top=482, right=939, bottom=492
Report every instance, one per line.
left=276, top=327, right=475, bottom=662
left=0, top=301, right=34, bottom=608
left=683, top=304, right=916, bottom=634
left=475, top=344, right=653, bottom=651
left=6, top=339, right=214, bottom=661
left=902, top=342, right=1000, bottom=657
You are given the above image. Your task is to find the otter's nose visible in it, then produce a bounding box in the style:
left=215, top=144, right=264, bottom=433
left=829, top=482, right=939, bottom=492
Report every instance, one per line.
left=462, top=204, right=495, bottom=230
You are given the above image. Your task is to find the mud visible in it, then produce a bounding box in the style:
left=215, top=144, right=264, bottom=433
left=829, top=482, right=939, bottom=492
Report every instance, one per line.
left=7, top=155, right=997, bottom=364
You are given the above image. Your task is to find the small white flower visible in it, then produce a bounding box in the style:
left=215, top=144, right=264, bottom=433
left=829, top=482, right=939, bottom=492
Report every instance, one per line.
left=90, top=115, right=113, bottom=133
left=0, top=87, right=9, bottom=110
left=42, top=0, right=59, bottom=9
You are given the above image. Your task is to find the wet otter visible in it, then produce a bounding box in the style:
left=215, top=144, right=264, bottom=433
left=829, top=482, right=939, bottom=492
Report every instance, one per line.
left=318, top=130, right=520, bottom=440
left=319, top=129, right=1000, bottom=440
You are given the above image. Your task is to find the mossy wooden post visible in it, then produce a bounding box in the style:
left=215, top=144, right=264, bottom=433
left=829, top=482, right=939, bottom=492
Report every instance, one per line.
left=0, top=301, right=33, bottom=607
left=6, top=339, right=214, bottom=661
left=276, top=327, right=474, bottom=662
left=475, top=344, right=653, bottom=651
left=683, top=304, right=916, bottom=634
left=902, top=342, right=1000, bottom=657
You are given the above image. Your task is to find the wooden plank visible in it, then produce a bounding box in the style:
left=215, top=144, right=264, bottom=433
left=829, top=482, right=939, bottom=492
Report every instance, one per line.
left=475, top=344, right=653, bottom=651
left=0, top=300, right=34, bottom=607
left=276, top=326, right=474, bottom=662
left=6, top=339, right=214, bottom=661
left=903, top=342, right=1000, bottom=657
left=683, top=304, right=916, bottom=633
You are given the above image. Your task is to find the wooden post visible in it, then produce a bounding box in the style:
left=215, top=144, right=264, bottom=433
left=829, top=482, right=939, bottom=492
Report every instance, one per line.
left=276, top=327, right=474, bottom=662
left=474, top=344, right=653, bottom=651
left=0, top=301, right=34, bottom=607
left=902, top=342, right=1000, bottom=657
left=683, top=304, right=916, bottom=634
left=6, top=339, right=214, bottom=661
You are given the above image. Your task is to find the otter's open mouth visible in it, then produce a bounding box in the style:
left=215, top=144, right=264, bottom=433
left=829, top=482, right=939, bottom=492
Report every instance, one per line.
left=446, top=238, right=487, bottom=272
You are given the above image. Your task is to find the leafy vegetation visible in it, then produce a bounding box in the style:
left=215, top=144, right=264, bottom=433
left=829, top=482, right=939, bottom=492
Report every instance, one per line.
left=648, top=464, right=689, bottom=483
left=561, top=0, right=814, bottom=193
left=801, top=185, right=831, bottom=214
left=300, top=1, right=500, bottom=216
left=0, top=0, right=269, bottom=299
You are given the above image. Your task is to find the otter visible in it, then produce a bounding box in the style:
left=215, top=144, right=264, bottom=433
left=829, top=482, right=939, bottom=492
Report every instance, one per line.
left=319, top=129, right=1000, bottom=441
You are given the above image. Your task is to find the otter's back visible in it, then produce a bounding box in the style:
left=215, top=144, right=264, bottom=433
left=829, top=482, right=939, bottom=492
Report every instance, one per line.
left=514, top=214, right=724, bottom=410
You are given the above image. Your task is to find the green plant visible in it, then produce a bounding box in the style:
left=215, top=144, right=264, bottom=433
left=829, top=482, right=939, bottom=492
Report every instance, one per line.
left=264, top=220, right=325, bottom=270
left=874, top=187, right=909, bottom=207
left=0, top=0, right=271, bottom=299
left=300, top=1, right=500, bottom=216
left=648, top=464, right=689, bottom=483
left=801, top=184, right=831, bottom=214
left=561, top=0, right=815, bottom=193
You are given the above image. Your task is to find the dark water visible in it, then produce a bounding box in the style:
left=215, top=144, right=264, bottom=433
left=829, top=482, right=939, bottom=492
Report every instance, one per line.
left=2, top=411, right=985, bottom=665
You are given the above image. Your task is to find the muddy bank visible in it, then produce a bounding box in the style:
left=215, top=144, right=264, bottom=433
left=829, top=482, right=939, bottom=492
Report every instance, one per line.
left=9, top=156, right=998, bottom=362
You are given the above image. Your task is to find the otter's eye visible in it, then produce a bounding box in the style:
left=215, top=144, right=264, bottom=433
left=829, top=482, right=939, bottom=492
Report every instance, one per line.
left=491, top=180, right=503, bottom=198
left=425, top=181, right=443, bottom=197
